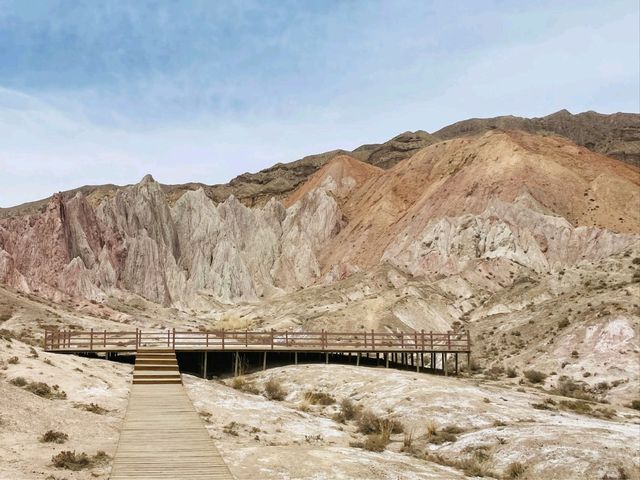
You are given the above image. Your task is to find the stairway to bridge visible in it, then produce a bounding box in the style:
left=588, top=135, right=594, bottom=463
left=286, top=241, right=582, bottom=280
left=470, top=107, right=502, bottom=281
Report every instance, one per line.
left=110, top=349, right=233, bottom=479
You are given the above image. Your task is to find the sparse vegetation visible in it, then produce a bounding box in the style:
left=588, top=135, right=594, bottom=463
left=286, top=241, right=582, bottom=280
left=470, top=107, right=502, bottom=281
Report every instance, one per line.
left=332, top=398, right=360, bottom=423
left=223, top=421, right=239, bottom=436
left=51, top=450, right=109, bottom=471
left=303, top=390, right=336, bottom=405
left=9, top=376, right=27, bottom=387
left=524, top=370, right=547, bottom=384
left=74, top=402, right=108, bottom=415
left=629, top=400, right=640, bottom=411
left=426, top=424, right=463, bottom=444
left=264, top=377, right=287, bottom=401
left=40, top=430, right=69, bottom=444
left=355, top=409, right=403, bottom=435
left=506, top=461, right=527, bottom=478
left=25, top=381, right=67, bottom=399
left=7, top=356, right=19, bottom=364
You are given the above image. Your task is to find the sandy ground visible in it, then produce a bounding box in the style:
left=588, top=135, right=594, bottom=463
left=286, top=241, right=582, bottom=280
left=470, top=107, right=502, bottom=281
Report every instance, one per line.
left=0, top=339, right=131, bottom=480
left=1, top=335, right=639, bottom=479
left=183, top=364, right=640, bottom=480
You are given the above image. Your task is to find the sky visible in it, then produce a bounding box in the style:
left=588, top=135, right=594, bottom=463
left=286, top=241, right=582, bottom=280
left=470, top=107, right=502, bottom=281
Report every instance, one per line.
left=0, top=0, right=638, bottom=207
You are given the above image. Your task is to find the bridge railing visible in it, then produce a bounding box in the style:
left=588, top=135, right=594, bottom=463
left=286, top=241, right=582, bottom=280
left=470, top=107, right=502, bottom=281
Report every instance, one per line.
left=43, top=329, right=470, bottom=352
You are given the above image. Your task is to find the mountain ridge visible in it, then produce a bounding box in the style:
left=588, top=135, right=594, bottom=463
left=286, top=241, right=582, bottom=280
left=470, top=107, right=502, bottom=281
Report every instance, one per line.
left=2, top=109, right=637, bottom=218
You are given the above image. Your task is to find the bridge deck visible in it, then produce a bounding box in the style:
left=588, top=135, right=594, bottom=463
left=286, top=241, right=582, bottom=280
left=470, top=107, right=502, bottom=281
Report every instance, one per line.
left=110, top=350, right=233, bottom=479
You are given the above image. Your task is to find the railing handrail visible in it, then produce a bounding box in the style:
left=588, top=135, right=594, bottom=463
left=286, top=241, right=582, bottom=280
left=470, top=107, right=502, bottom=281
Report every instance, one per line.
left=43, top=328, right=471, bottom=353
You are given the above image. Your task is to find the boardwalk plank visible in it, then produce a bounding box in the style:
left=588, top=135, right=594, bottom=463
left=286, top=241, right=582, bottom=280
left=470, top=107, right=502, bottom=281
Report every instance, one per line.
left=110, top=351, right=233, bottom=480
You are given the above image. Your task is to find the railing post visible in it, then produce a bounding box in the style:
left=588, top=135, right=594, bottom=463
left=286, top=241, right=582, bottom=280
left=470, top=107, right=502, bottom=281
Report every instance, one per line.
left=421, top=330, right=425, bottom=350
left=466, top=329, right=471, bottom=351
left=270, top=330, right=274, bottom=350
left=206, top=331, right=209, bottom=348
left=447, top=332, right=451, bottom=351
left=245, top=330, right=248, bottom=348
left=430, top=331, right=433, bottom=350
left=414, top=331, right=418, bottom=350
left=43, top=330, right=47, bottom=350
left=364, top=331, right=367, bottom=348
left=135, top=328, right=139, bottom=348
left=172, top=328, right=176, bottom=349
left=285, top=331, right=288, bottom=347
left=167, top=330, right=170, bottom=347
left=221, top=330, right=225, bottom=350
left=321, top=329, right=325, bottom=350
left=103, top=330, right=107, bottom=347
left=401, top=332, right=404, bottom=350
left=371, top=329, right=375, bottom=350
left=90, top=328, right=94, bottom=351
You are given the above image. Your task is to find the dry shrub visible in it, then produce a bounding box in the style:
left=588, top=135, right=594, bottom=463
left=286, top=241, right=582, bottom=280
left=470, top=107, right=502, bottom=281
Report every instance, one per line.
left=40, top=430, right=68, bottom=444
left=7, top=356, right=18, bottom=365
left=75, top=403, right=108, bottom=415
left=426, top=424, right=462, bottom=444
left=264, top=377, right=287, bottom=401
left=25, top=381, right=67, bottom=400
left=51, top=450, right=108, bottom=471
left=424, top=452, right=496, bottom=478
left=303, top=390, right=336, bottom=405
left=629, top=400, right=640, bottom=410
left=229, top=376, right=260, bottom=394
left=506, top=461, right=527, bottom=478
left=9, top=376, right=27, bottom=387
left=332, top=398, right=360, bottom=423
left=356, top=409, right=403, bottom=435
left=362, top=431, right=391, bottom=452
left=524, top=370, right=547, bottom=384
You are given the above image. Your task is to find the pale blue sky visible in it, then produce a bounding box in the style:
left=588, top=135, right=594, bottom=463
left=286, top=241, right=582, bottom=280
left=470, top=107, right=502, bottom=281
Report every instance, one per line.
left=0, top=0, right=638, bottom=207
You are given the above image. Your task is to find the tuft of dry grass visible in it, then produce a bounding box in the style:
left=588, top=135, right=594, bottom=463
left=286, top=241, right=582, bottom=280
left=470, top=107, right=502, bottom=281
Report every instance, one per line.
left=506, top=461, right=527, bottom=478
left=9, top=376, right=27, bottom=387
left=51, top=450, right=109, bottom=471
left=356, top=409, right=403, bottom=435
left=25, top=381, right=67, bottom=400
left=264, top=377, right=287, bottom=401
left=332, top=398, right=360, bottom=423
left=303, top=390, right=336, bottom=406
left=7, top=356, right=19, bottom=365
left=74, top=403, right=108, bottom=415
left=40, top=430, right=69, bottom=444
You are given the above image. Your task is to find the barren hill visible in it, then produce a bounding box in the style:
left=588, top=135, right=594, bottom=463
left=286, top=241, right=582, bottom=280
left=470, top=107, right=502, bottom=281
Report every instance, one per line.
left=2, top=110, right=637, bottom=219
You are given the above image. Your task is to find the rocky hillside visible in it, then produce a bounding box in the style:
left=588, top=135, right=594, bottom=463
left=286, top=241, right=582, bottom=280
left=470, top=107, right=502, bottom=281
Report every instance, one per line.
left=0, top=128, right=638, bottom=311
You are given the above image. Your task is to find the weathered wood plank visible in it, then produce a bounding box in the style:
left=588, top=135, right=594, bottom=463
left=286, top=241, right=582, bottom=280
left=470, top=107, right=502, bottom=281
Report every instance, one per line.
left=110, top=351, right=234, bottom=479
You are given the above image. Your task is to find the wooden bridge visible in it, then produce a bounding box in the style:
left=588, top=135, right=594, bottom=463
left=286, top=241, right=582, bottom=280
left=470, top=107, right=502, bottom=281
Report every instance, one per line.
left=44, top=329, right=471, bottom=478
left=44, top=328, right=471, bottom=375
left=110, top=348, right=234, bottom=479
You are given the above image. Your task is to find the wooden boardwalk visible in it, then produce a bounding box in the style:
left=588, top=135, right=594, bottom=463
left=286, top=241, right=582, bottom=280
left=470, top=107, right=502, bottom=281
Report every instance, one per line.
left=110, top=349, right=234, bottom=479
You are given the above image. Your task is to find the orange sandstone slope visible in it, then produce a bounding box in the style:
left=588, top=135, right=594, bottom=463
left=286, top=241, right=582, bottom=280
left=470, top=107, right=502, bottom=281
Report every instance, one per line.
left=284, top=129, right=640, bottom=276
left=284, top=154, right=384, bottom=207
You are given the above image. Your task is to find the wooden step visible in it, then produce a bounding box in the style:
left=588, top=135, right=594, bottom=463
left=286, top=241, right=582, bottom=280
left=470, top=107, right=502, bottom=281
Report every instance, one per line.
left=132, top=378, right=182, bottom=385
left=136, top=358, right=178, bottom=365
left=134, top=364, right=179, bottom=371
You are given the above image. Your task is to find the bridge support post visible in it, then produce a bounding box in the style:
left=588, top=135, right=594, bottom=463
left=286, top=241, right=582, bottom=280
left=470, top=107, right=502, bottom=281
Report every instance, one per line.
left=443, top=353, right=447, bottom=376
left=325, top=352, right=328, bottom=364
left=356, top=353, right=360, bottom=366
left=455, top=353, right=459, bottom=375
left=467, top=352, right=471, bottom=376
left=263, top=352, right=267, bottom=371
left=385, top=353, right=389, bottom=368
left=295, top=352, right=298, bottom=366
left=233, top=353, right=238, bottom=377
left=416, top=354, right=420, bottom=373
left=203, top=352, right=208, bottom=379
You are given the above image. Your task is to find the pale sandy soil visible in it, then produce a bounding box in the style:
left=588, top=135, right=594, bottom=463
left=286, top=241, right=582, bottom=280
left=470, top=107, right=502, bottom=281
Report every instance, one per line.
left=183, top=364, right=640, bottom=480
left=1, top=337, right=639, bottom=480
left=0, top=339, right=131, bottom=480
